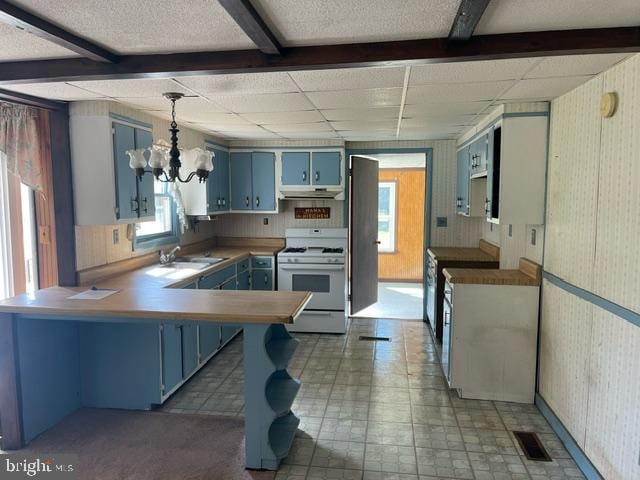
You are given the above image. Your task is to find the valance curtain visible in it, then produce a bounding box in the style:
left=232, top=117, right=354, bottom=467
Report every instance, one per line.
left=0, top=102, right=44, bottom=192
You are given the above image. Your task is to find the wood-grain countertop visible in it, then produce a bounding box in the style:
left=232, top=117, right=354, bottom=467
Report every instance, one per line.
left=442, top=258, right=541, bottom=286
left=95, top=246, right=283, bottom=290
left=0, top=286, right=311, bottom=324
left=427, top=247, right=497, bottom=262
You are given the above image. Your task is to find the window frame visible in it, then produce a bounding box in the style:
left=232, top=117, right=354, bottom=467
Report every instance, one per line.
left=378, top=180, right=398, bottom=254
left=133, top=181, right=179, bottom=250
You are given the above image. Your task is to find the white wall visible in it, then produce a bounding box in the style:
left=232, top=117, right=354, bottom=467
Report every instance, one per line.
left=540, top=53, right=640, bottom=480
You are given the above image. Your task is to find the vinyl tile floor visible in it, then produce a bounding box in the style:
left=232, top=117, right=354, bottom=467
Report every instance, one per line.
left=160, top=318, right=584, bottom=480
left=352, top=283, right=423, bottom=320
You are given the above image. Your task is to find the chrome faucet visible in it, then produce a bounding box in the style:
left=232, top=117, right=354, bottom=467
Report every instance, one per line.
left=159, top=245, right=181, bottom=265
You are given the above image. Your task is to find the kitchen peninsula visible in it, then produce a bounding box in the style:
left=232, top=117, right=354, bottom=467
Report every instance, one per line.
left=0, top=285, right=311, bottom=471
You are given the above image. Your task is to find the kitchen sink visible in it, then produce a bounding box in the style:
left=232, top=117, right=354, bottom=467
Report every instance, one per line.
left=174, top=256, right=227, bottom=265
left=160, top=261, right=211, bottom=270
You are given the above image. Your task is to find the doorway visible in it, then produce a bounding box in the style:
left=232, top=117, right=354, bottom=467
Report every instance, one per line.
left=348, top=150, right=431, bottom=320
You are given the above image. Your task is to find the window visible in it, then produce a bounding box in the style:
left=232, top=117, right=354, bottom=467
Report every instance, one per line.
left=135, top=180, right=178, bottom=248
left=378, top=181, right=397, bottom=253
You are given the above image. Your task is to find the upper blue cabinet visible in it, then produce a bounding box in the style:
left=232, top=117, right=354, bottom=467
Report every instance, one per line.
left=230, top=151, right=277, bottom=212
left=281, top=152, right=310, bottom=185
left=207, top=147, right=230, bottom=213
left=311, top=152, right=341, bottom=185
left=70, top=106, right=157, bottom=225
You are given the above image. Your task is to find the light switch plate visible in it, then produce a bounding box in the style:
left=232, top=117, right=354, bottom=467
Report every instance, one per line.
left=531, top=228, right=537, bottom=246
left=263, top=217, right=269, bottom=225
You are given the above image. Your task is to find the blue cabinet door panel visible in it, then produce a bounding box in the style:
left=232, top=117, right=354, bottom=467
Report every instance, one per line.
left=161, top=324, right=183, bottom=394
left=312, top=152, right=341, bottom=185
left=199, top=325, right=221, bottom=360
left=238, top=270, right=251, bottom=290
left=230, top=152, right=253, bottom=210
left=252, top=270, right=273, bottom=291
left=181, top=325, right=198, bottom=378
left=134, top=128, right=155, bottom=218
left=251, top=152, right=276, bottom=211
left=208, top=148, right=230, bottom=212
left=456, top=148, right=470, bottom=215
left=113, top=123, right=138, bottom=220
left=282, top=152, right=310, bottom=185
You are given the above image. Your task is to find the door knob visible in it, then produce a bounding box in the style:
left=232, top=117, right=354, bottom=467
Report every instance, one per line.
left=374, top=240, right=381, bottom=245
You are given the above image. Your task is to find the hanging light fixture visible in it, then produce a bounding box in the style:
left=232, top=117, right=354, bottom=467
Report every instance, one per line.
left=129, top=92, right=213, bottom=183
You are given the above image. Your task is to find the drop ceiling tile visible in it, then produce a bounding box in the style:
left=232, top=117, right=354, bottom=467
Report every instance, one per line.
left=240, top=110, right=325, bottom=124
left=291, top=67, right=406, bottom=92
left=321, top=107, right=400, bottom=121
left=208, top=93, right=314, bottom=113
left=0, top=22, right=80, bottom=61
left=403, top=102, right=490, bottom=116
left=178, top=112, right=249, bottom=125
left=338, top=131, right=397, bottom=141
left=398, top=128, right=460, bottom=140
left=401, top=118, right=471, bottom=129
left=11, top=0, right=256, bottom=54
left=306, top=88, right=403, bottom=109
left=499, top=76, right=593, bottom=100
left=265, top=123, right=332, bottom=133
left=278, top=131, right=342, bottom=140
left=410, top=58, right=540, bottom=84
left=119, top=96, right=228, bottom=113
left=524, top=54, right=632, bottom=79
left=253, top=0, right=459, bottom=46
left=211, top=124, right=270, bottom=134
left=402, top=113, right=477, bottom=125
left=70, top=79, right=189, bottom=98
left=330, top=120, right=398, bottom=131
left=476, top=0, right=640, bottom=35
left=216, top=131, right=281, bottom=140
left=177, top=73, right=298, bottom=95
left=406, top=81, right=514, bottom=104
left=1, top=83, right=105, bottom=100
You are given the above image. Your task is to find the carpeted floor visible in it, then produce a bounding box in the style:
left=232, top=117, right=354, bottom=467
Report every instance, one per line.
left=11, top=408, right=275, bottom=480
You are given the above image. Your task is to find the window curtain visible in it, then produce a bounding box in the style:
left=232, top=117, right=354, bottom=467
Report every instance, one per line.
left=0, top=102, right=44, bottom=193
left=0, top=151, right=14, bottom=300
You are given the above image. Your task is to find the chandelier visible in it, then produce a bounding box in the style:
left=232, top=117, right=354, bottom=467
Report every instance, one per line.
left=128, top=92, right=213, bottom=183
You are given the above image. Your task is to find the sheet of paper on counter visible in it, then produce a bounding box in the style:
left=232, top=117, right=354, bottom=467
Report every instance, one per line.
left=68, top=289, right=119, bottom=300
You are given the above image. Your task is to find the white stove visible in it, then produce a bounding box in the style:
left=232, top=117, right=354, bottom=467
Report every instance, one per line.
left=277, top=228, right=347, bottom=333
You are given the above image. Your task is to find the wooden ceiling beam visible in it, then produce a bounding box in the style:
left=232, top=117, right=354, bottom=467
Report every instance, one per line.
left=0, top=26, right=638, bottom=85
left=0, top=0, right=118, bottom=63
left=218, top=0, right=281, bottom=55
left=449, top=0, right=491, bottom=42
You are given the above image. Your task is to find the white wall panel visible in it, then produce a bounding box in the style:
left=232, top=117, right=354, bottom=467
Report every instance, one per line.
left=543, top=76, right=602, bottom=290
left=593, top=54, right=640, bottom=314
left=539, top=280, right=593, bottom=447
left=585, top=306, right=640, bottom=480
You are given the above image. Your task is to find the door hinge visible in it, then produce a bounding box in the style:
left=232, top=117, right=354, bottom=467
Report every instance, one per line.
left=348, top=294, right=352, bottom=301
left=348, top=168, right=352, bottom=176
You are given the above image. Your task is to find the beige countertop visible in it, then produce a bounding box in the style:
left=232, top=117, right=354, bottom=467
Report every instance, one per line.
left=0, top=286, right=310, bottom=324
left=94, top=246, right=282, bottom=290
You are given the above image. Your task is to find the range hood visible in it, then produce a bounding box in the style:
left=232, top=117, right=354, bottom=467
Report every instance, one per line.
left=280, top=187, right=344, bottom=200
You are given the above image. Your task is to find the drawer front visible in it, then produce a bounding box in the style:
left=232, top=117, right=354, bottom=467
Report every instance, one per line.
left=198, top=265, right=236, bottom=289
left=237, top=258, right=250, bottom=274
left=251, top=256, right=273, bottom=269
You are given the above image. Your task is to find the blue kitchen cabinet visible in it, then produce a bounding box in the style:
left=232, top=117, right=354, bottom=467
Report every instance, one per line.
left=470, top=134, right=488, bottom=176
left=230, top=152, right=253, bottom=210
left=134, top=128, right=156, bottom=218
left=181, top=324, right=198, bottom=379
left=113, top=123, right=138, bottom=220
left=252, top=152, right=276, bottom=211
left=252, top=269, right=273, bottom=291
left=312, top=152, right=341, bottom=185
left=161, top=324, right=183, bottom=395
left=282, top=152, right=310, bottom=185
left=207, top=147, right=230, bottom=213
left=199, top=325, right=221, bottom=360
left=238, top=270, right=251, bottom=290
left=456, top=147, right=470, bottom=215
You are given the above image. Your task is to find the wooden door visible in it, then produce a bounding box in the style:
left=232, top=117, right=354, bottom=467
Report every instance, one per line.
left=350, top=155, right=379, bottom=314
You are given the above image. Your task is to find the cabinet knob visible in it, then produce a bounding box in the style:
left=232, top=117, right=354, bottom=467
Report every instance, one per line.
left=302, top=171, right=307, bottom=182
left=141, top=197, right=148, bottom=213
left=245, top=196, right=250, bottom=207
left=222, top=197, right=226, bottom=207
left=315, top=171, right=320, bottom=182
left=130, top=197, right=139, bottom=213
left=255, top=196, right=260, bottom=207
left=264, top=274, right=268, bottom=284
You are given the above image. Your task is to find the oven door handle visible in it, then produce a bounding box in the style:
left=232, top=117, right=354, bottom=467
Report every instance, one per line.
left=279, top=264, right=345, bottom=271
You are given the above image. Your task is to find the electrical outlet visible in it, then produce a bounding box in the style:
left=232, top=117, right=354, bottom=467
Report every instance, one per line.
left=436, top=216, right=447, bottom=227
left=112, top=228, right=119, bottom=245
left=531, top=228, right=537, bottom=246
left=263, top=217, right=269, bottom=225
left=509, top=224, right=513, bottom=237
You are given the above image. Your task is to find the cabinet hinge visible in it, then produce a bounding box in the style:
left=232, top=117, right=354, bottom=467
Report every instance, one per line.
left=348, top=168, right=353, bottom=176
left=348, top=294, right=352, bottom=301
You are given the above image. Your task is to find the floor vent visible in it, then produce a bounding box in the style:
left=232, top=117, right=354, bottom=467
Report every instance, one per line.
left=513, top=431, right=552, bottom=462
left=358, top=335, right=390, bottom=342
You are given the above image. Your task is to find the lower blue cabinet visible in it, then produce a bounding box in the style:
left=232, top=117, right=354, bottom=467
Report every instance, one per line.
left=181, top=324, right=198, bottom=378
left=252, top=270, right=273, bottom=291
left=238, top=270, right=251, bottom=290
left=199, top=325, right=221, bottom=360
left=161, top=324, right=183, bottom=395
